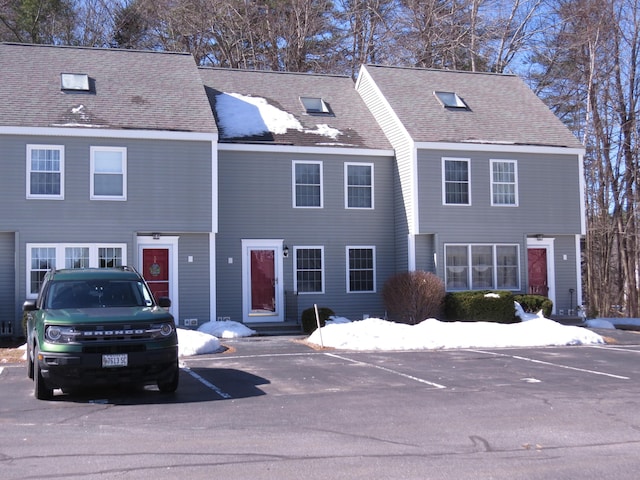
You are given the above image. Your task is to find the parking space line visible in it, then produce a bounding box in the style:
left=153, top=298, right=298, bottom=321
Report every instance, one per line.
left=180, top=365, right=232, bottom=398
left=0, top=367, right=4, bottom=376
left=469, top=349, right=630, bottom=380
left=587, top=345, right=640, bottom=353
left=324, top=353, right=447, bottom=389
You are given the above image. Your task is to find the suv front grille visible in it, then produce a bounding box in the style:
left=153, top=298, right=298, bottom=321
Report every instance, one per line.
left=71, top=323, right=159, bottom=343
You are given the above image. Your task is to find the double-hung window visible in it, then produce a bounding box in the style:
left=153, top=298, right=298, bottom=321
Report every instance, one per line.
left=293, top=161, right=322, bottom=208
left=91, top=147, right=127, bottom=200
left=295, top=247, right=324, bottom=293
left=29, top=246, right=57, bottom=294
left=491, top=160, right=518, bottom=206
left=27, top=145, right=64, bottom=199
left=442, top=158, right=470, bottom=205
left=345, top=163, right=373, bottom=209
left=27, top=244, right=126, bottom=296
left=347, top=246, right=376, bottom=293
left=445, top=244, right=520, bottom=291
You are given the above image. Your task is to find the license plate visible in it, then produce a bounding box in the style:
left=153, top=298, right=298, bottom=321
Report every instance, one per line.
left=102, top=353, right=128, bottom=368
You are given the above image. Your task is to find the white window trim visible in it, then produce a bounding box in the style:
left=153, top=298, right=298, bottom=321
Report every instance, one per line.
left=346, top=245, right=377, bottom=293
left=442, top=157, right=471, bottom=206
left=26, top=144, right=65, bottom=200
left=292, top=160, right=323, bottom=208
left=490, top=159, right=519, bottom=207
left=26, top=243, right=128, bottom=297
left=444, top=243, right=520, bottom=291
left=90, top=146, right=127, bottom=201
left=344, top=162, right=374, bottom=209
left=293, top=246, right=325, bottom=294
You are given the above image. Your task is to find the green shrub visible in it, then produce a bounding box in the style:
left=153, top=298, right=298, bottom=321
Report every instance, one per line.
left=301, top=306, right=335, bottom=334
left=382, top=271, right=445, bottom=325
left=444, top=291, right=517, bottom=323
left=513, top=294, right=553, bottom=317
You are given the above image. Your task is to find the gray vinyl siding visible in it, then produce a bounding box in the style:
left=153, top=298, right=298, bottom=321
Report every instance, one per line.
left=0, top=134, right=213, bottom=326
left=414, top=234, right=436, bottom=273
left=414, top=149, right=582, bottom=301
left=216, top=149, right=395, bottom=322
left=551, top=235, right=580, bottom=313
left=176, top=233, right=211, bottom=326
left=417, top=149, right=582, bottom=234
left=0, top=135, right=212, bottom=232
left=0, top=233, right=16, bottom=336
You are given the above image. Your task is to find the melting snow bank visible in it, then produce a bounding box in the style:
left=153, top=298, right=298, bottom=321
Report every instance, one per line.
left=177, top=320, right=257, bottom=357
left=177, top=328, right=221, bottom=357
left=306, top=317, right=605, bottom=351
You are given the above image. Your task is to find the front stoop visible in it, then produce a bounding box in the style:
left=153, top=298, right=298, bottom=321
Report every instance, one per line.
left=550, top=316, right=584, bottom=326
left=249, top=322, right=304, bottom=336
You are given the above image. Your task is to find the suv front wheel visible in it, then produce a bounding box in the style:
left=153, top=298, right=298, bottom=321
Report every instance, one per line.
left=157, top=361, right=180, bottom=393
left=34, top=345, right=53, bottom=400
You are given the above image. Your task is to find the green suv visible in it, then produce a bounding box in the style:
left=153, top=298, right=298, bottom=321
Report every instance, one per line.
left=23, top=267, right=179, bottom=400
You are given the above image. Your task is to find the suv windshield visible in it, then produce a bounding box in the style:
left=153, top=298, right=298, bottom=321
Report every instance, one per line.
left=46, top=280, right=154, bottom=309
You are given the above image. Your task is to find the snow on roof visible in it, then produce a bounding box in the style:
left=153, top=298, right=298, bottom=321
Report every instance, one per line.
left=215, top=92, right=341, bottom=140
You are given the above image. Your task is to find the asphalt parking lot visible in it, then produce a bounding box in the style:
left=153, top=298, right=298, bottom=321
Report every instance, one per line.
left=2, top=331, right=640, bottom=479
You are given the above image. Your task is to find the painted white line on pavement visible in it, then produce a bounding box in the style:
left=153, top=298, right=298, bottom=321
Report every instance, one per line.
left=469, top=349, right=630, bottom=380
left=184, top=352, right=320, bottom=362
left=0, top=367, right=4, bottom=376
left=181, top=365, right=232, bottom=399
left=325, top=352, right=447, bottom=389
left=587, top=345, right=640, bottom=353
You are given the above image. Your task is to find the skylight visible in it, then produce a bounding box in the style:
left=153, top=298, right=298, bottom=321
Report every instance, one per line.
left=61, top=73, right=90, bottom=91
left=300, top=96, right=331, bottom=114
left=434, top=91, right=468, bottom=109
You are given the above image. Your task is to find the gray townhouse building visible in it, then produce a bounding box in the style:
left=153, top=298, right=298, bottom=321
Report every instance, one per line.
left=0, top=43, right=584, bottom=338
left=356, top=65, right=586, bottom=316
left=0, top=43, right=218, bottom=336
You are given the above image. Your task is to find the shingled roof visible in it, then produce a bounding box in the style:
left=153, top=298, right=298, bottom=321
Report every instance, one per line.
left=198, top=67, right=392, bottom=150
left=360, top=64, right=583, bottom=149
left=0, top=43, right=216, bottom=134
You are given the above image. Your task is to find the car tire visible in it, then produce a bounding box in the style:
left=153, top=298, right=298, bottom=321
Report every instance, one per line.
left=157, top=362, right=179, bottom=393
left=34, top=346, right=53, bottom=400
left=26, top=344, right=34, bottom=380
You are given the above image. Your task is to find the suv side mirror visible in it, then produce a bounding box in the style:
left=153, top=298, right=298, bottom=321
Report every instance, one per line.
left=157, top=297, right=171, bottom=308
left=23, top=299, right=38, bottom=312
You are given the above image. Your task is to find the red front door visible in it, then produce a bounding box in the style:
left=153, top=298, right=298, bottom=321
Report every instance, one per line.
left=250, top=249, right=276, bottom=314
left=142, top=248, right=170, bottom=300
left=528, top=248, right=548, bottom=296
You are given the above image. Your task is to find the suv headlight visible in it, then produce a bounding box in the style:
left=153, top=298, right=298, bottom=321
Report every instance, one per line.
left=45, top=325, right=81, bottom=344
left=150, top=322, right=175, bottom=338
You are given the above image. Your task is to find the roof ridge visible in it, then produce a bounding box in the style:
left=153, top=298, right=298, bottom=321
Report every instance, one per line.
left=0, top=42, right=193, bottom=57
left=364, top=63, right=517, bottom=77
left=198, top=66, right=350, bottom=79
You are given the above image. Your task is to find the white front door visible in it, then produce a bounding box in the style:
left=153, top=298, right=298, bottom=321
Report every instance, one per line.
left=242, top=239, right=284, bottom=323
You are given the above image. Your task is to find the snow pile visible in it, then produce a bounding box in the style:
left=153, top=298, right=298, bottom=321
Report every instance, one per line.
left=307, top=317, right=605, bottom=351
left=585, top=318, right=616, bottom=329
left=198, top=320, right=256, bottom=339
left=177, top=328, right=222, bottom=357
left=178, top=320, right=255, bottom=356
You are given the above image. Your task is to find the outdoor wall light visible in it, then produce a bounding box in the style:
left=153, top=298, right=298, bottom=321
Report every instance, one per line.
left=152, top=232, right=161, bottom=240
left=283, top=245, right=289, bottom=258
left=535, top=234, right=544, bottom=241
